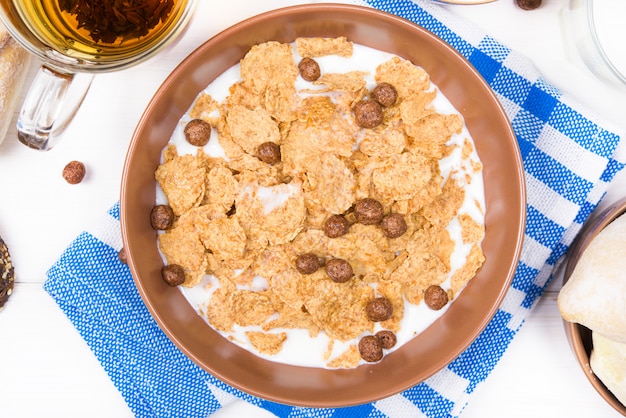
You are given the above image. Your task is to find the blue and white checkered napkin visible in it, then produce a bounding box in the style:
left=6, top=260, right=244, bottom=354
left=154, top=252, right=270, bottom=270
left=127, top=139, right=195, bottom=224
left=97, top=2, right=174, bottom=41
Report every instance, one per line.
left=44, top=0, right=626, bottom=417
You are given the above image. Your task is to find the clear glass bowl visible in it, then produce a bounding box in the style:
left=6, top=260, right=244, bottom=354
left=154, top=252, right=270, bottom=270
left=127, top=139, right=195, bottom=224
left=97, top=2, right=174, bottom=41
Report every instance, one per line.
left=562, top=0, right=626, bottom=92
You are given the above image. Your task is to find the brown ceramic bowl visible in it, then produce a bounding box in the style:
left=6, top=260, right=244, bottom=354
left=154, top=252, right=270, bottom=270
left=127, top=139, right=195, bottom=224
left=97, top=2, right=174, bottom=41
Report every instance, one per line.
left=562, top=197, right=626, bottom=416
left=120, top=4, right=526, bottom=407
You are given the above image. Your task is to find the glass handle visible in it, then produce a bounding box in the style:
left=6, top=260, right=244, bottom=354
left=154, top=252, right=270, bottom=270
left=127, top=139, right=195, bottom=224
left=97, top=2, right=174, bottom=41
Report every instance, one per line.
left=17, top=65, right=93, bottom=151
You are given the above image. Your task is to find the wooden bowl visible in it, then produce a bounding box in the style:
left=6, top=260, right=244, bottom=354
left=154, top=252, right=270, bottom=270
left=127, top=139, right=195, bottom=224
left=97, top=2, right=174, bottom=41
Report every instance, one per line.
left=562, top=197, right=626, bottom=416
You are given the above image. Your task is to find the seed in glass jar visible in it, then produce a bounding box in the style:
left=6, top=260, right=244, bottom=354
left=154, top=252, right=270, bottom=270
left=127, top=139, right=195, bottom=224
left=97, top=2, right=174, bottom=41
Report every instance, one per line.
left=298, top=57, right=321, bottom=81
left=354, top=198, right=384, bottom=225
left=358, top=335, right=383, bottom=362
left=376, top=330, right=397, bottom=349
left=62, top=160, right=86, bottom=184
left=323, top=214, right=350, bottom=238
left=381, top=213, right=407, bottom=238
left=515, top=0, right=541, bottom=10
left=372, top=83, right=398, bottom=107
left=353, top=100, right=383, bottom=129
left=256, top=142, right=281, bottom=165
left=161, top=264, right=185, bottom=286
left=325, top=258, right=353, bottom=283
left=366, top=297, right=393, bottom=322
left=424, top=285, right=449, bottom=310
left=295, top=253, right=321, bottom=274
left=58, top=0, right=175, bottom=44
left=184, top=119, right=212, bottom=146
left=150, top=204, right=175, bottom=230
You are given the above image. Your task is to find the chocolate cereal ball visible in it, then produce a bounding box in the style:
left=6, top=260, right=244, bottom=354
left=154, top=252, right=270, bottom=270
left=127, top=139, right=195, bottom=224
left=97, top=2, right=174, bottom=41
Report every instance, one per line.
left=161, top=264, right=186, bottom=286
left=325, top=258, right=353, bottom=283
left=117, top=248, right=128, bottom=265
left=184, top=118, right=212, bottom=146
left=150, top=204, right=175, bottom=230
left=516, top=0, right=541, bottom=10
left=381, top=213, right=408, bottom=239
left=298, top=57, right=321, bottom=81
left=295, top=253, right=321, bottom=275
left=62, top=160, right=86, bottom=184
left=358, top=335, right=383, bottom=362
left=353, top=100, right=383, bottom=129
left=424, top=285, right=449, bottom=310
left=354, top=198, right=384, bottom=225
left=372, top=83, right=398, bottom=107
left=323, top=214, right=350, bottom=238
left=366, top=297, right=393, bottom=322
left=256, top=142, right=281, bottom=165
left=376, top=330, right=397, bottom=349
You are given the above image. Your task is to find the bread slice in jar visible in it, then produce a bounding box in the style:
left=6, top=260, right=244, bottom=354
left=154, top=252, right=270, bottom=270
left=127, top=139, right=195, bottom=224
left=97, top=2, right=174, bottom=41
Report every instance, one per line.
left=558, top=212, right=626, bottom=343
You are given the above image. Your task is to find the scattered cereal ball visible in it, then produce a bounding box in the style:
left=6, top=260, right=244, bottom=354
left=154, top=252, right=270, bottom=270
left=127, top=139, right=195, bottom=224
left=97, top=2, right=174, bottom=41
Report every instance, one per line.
left=325, top=258, right=353, bottom=283
left=366, top=297, right=393, bottom=322
left=353, top=100, right=383, bottom=129
left=381, top=213, right=408, bottom=238
left=323, top=214, right=350, bottom=238
left=358, top=335, right=383, bottom=362
left=295, top=253, right=321, bottom=275
left=62, top=160, right=86, bottom=184
left=424, top=285, right=449, bottom=310
left=515, top=0, right=541, bottom=10
left=161, top=264, right=185, bottom=286
left=376, top=330, right=397, bottom=349
left=150, top=204, right=175, bottom=230
left=256, top=142, right=281, bottom=165
left=354, top=198, right=384, bottom=225
left=298, top=57, right=321, bottom=81
left=183, top=118, right=212, bottom=146
left=117, top=248, right=128, bottom=265
left=372, top=83, right=398, bottom=107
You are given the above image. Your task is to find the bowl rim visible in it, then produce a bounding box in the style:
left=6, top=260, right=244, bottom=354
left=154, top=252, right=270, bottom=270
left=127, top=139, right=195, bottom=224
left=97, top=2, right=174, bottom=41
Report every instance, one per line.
left=562, top=196, right=626, bottom=416
left=120, top=3, right=526, bottom=407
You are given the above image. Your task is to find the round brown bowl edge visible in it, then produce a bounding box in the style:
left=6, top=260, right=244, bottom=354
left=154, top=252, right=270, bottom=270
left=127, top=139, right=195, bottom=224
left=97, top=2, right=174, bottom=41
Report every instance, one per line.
left=120, top=3, right=526, bottom=407
left=562, top=197, right=626, bottom=416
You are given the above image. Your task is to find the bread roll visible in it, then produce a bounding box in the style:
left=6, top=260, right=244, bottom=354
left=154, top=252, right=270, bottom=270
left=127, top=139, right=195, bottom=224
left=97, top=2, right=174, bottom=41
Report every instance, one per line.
left=0, top=21, right=31, bottom=145
left=590, top=332, right=626, bottom=406
left=558, top=212, right=626, bottom=343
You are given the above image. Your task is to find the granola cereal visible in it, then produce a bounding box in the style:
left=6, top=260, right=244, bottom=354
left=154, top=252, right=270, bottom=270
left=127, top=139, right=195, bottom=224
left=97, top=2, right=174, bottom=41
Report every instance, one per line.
left=154, top=38, right=486, bottom=368
left=0, top=236, right=14, bottom=310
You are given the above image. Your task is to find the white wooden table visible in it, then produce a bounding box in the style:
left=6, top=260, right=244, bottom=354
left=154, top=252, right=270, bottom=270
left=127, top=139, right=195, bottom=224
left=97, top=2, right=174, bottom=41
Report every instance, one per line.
left=1, top=1, right=625, bottom=417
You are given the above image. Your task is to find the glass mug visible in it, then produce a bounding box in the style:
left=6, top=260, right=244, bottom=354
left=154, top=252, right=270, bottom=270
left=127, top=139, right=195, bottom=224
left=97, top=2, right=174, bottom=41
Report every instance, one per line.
left=0, top=0, right=197, bottom=150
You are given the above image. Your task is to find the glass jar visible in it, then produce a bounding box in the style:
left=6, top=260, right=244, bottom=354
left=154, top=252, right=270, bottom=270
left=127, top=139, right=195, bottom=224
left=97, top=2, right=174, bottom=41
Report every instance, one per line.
left=562, top=0, right=626, bottom=92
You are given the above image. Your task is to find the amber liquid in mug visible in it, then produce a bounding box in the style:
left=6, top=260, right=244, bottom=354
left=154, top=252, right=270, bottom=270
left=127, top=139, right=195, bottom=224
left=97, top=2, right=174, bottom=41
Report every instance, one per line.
left=12, top=0, right=184, bottom=63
